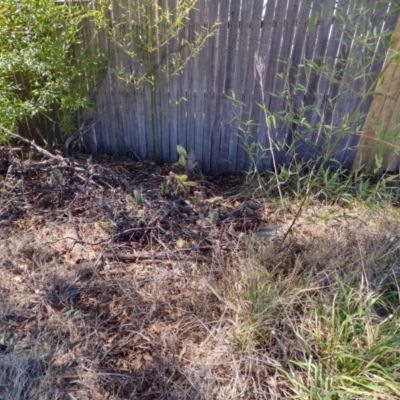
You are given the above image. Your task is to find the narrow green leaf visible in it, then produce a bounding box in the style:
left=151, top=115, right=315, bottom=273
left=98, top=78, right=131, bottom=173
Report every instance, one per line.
left=179, top=174, right=188, bottom=182
left=307, top=11, right=319, bottom=35
left=179, top=155, right=187, bottom=167
left=177, top=144, right=188, bottom=158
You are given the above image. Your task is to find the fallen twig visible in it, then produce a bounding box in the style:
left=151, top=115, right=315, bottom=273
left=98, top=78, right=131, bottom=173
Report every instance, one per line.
left=43, top=227, right=166, bottom=246
left=12, top=133, right=62, bottom=161
left=104, top=251, right=189, bottom=261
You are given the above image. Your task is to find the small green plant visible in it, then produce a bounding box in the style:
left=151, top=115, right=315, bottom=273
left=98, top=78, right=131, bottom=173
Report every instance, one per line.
left=49, top=168, right=64, bottom=187
left=162, top=171, right=197, bottom=198
left=134, top=190, right=143, bottom=205
left=175, top=145, right=204, bottom=179
left=99, top=219, right=117, bottom=235
left=176, top=145, right=190, bottom=169
left=127, top=190, right=143, bottom=205
left=99, top=210, right=124, bottom=235
left=162, top=145, right=205, bottom=197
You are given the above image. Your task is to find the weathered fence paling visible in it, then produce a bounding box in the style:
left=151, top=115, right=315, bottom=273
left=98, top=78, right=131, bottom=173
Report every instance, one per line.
left=81, top=0, right=400, bottom=175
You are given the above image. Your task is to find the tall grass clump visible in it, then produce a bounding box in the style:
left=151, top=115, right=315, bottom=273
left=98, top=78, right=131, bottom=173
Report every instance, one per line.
left=221, top=213, right=400, bottom=399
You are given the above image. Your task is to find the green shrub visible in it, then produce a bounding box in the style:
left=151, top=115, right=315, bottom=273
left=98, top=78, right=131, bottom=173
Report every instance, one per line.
left=0, top=0, right=99, bottom=141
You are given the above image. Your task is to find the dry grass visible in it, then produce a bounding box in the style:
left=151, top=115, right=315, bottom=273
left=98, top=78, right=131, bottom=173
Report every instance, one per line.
left=1, top=154, right=400, bottom=399
left=220, top=207, right=400, bottom=399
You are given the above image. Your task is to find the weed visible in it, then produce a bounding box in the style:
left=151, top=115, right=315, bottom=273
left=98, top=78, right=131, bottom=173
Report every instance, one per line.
left=222, top=210, right=400, bottom=398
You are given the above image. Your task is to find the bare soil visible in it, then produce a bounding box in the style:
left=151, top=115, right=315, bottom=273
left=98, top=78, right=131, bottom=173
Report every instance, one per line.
left=0, top=148, right=279, bottom=399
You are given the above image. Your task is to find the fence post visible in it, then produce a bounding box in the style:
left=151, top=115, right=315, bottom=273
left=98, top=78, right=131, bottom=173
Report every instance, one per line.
left=352, top=15, right=400, bottom=174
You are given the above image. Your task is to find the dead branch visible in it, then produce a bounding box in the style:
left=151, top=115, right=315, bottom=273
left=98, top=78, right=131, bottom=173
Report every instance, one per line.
left=12, top=133, right=62, bottom=161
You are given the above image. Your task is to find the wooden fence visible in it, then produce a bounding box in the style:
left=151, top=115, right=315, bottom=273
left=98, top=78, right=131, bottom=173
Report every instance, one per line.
left=80, top=0, right=400, bottom=175
left=353, top=14, right=400, bottom=173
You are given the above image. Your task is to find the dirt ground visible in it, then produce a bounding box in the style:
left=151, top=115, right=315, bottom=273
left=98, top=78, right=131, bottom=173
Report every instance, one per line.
left=0, top=148, right=283, bottom=399
left=3, top=148, right=399, bottom=399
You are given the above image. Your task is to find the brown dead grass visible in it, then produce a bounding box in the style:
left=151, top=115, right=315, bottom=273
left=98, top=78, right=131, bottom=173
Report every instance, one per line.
left=1, top=151, right=400, bottom=399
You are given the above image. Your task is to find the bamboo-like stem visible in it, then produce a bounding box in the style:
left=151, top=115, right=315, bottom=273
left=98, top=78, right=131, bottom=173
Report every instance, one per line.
left=280, top=61, right=392, bottom=246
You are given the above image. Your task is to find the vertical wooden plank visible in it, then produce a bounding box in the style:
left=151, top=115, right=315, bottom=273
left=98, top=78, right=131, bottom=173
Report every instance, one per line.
left=270, top=0, right=300, bottom=164
left=104, top=0, right=118, bottom=154
left=332, top=0, right=379, bottom=166
left=227, top=0, right=254, bottom=171
left=250, top=0, right=276, bottom=170
left=136, top=88, right=147, bottom=159
left=353, top=63, right=400, bottom=173
left=262, top=0, right=289, bottom=108
left=114, top=0, right=130, bottom=155
left=329, top=0, right=367, bottom=165
left=126, top=0, right=139, bottom=159
left=193, top=0, right=207, bottom=166
left=153, top=0, right=163, bottom=161
left=185, top=3, right=197, bottom=158
left=202, top=0, right=219, bottom=175
left=287, top=0, right=313, bottom=152
left=353, top=12, right=400, bottom=172
left=126, top=86, right=138, bottom=159
left=129, top=1, right=147, bottom=159
left=121, top=4, right=133, bottom=156
left=232, top=0, right=254, bottom=99
left=322, top=0, right=353, bottom=128
left=365, top=1, right=400, bottom=171
left=93, top=0, right=111, bottom=154
left=384, top=93, right=400, bottom=171
left=80, top=1, right=97, bottom=153
left=304, top=0, right=340, bottom=160
left=160, top=91, right=170, bottom=161
left=176, top=9, right=189, bottom=157
left=157, top=0, right=170, bottom=162
left=314, top=0, right=353, bottom=162
left=289, top=0, right=324, bottom=162
left=210, top=0, right=230, bottom=174
left=236, top=0, right=264, bottom=171
left=164, top=0, right=177, bottom=161
left=307, top=0, right=348, bottom=127
left=219, top=0, right=241, bottom=172
left=356, top=0, right=398, bottom=130
left=258, top=0, right=288, bottom=170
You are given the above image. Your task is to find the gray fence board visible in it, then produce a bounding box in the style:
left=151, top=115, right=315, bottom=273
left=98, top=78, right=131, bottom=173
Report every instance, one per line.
left=227, top=0, right=253, bottom=171
left=272, top=0, right=300, bottom=165
left=305, top=0, right=338, bottom=158
left=329, top=0, right=364, bottom=164
left=236, top=0, right=264, bottom=172
left=177, top=18, right=189, bottom=156
left=193, top=0, right=207, bottom=165
left=80, top=0, right=400, bottom=174
left=259, top=0, right=288, bottom=170
left=220, top=0, right=240, bottom=172
left=202, top=0, right=219, bottom=174
left=167, top=0, right=178, bottom=161
left=335, top=0, right=374, bottom=166
left=185, top=5, right=198, bottom=158
left=211, top=0, right=230, bottom=173
left=251, top=0, right=276, bottom=170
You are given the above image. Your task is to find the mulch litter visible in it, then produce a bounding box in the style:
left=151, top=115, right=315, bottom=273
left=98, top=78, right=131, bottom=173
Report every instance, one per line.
left=0, top=145, right=278, bottom=399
